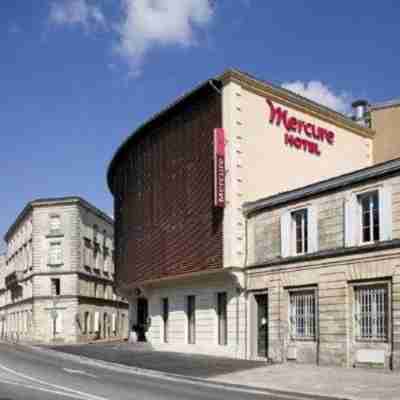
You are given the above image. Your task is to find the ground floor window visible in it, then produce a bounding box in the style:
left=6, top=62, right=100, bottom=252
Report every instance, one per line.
left=187, top=295, right=196, bottom=344
left=217, top=292, right=227, bottom=345
left=162, top=297, right=169, bottom=343
left=354, top=283, right=388, bottom=341
left=289, top=289, right=316, bottom=339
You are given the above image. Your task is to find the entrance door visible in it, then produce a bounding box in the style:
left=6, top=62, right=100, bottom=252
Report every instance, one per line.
left=137, top=298, right=148, bottom=341
left=255, top=294, right=268, bottom=358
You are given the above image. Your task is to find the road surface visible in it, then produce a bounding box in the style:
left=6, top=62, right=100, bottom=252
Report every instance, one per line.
left=0, top=342, right=321, bottom=400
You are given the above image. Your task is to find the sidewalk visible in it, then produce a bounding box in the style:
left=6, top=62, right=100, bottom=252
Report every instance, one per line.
left=43, top=341, right=400, bottom=400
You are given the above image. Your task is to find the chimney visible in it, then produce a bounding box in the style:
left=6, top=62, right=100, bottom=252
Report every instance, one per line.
left=352, top=99, right=370, bottom=126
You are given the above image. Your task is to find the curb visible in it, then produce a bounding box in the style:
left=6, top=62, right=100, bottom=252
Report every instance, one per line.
left=23, top=343, right=350, bottom=400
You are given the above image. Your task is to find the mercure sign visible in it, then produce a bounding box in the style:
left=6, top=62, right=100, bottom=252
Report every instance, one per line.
left=213, top=128, right=225, bottom=208
left=266, top=99, right=335, bottom=156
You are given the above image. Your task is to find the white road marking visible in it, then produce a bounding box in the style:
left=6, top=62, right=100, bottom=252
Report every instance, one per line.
left=0, top=377, right=93, bottom=400
left=0, top=363, right=109, bottom=400
left=63, top=368, right=98, bottom=379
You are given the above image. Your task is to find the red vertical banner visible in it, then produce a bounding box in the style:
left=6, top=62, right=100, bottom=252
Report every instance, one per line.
left=213, top=128, right=225, bottom=208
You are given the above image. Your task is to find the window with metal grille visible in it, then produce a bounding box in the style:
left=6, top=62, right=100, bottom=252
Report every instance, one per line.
left=354, top=284, right=388, bottom=341
left=358, top=191, right=380, bottom=243
left=292, top=209, right=308, bottom=255
left=289, top=290, right=316, bottom=339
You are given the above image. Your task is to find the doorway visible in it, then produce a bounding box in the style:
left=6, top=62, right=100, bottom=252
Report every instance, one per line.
left=255, top=293, right=268, bottom=358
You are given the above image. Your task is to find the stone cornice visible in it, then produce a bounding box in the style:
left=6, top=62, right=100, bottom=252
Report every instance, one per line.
left=246, top=239, right=400, bottom=271
left=219, top=69, right=374, bottom=139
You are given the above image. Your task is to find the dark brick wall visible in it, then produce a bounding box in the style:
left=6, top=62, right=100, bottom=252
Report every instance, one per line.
left=111, top=87, right=223, bottom=286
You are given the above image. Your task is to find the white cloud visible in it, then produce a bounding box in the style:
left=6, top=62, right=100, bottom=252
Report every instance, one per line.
left=115, top=0, right=214, bottom=75
left=49, top=0, right=106, bottom=30
left=281, top=81, right=351, bottom=114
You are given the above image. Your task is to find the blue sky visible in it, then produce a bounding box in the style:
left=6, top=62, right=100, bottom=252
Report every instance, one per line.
left=1, top=0, right=399, bottom=250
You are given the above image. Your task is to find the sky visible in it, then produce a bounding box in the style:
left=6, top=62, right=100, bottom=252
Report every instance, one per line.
left=1, top=0, right=399, bottom=251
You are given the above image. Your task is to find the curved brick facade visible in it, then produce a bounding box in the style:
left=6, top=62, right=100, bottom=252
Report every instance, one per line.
left=108, top=86, right=223, bottom=286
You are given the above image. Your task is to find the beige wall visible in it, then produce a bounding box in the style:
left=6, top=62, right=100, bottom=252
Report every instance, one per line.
left=221, top=80, right=373, bottom=269
left=247, top=249, right=400, bottom=368
left=371, top=105, right=400, bottom=164
left=238, top=86, right=372, bottom=202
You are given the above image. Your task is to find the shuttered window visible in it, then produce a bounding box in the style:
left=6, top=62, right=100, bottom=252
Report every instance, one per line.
left=354, top=284, right=388, bottom=341
left=359, top=191, right=380, bottom=243
left=292, top=209, right=308, bottom=255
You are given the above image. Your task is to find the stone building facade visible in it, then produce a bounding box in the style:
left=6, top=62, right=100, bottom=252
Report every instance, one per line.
left=0, top=197, right=128, bottom=344
left=107, top=68, right=383, bottom=359
left=244, top=158, right=400, bottom=369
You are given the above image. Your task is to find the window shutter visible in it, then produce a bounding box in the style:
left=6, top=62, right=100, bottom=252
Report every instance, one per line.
left=379, top=185, right=393, bottom=241
left=308, top=205, right=318, bottom=253
left=280, top=211, right=291, bottom=257
left=345, top=195, right=357, bottom=247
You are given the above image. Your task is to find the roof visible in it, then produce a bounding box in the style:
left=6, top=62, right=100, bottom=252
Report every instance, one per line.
left=107, top=68, right=374, bottom=193
left=371, top=98, right=400, bottom=111
left=4, top=196, right=113, bottom=242
left=243, top=157, right=400, bottom=216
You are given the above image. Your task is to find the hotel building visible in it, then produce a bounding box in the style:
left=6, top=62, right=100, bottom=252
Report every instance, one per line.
left=107, top=69, right=400, bottom=369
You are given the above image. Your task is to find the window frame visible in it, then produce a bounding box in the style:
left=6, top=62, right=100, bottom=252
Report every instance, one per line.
left=51, top=278, right=61, bottom=296
left=288, top=287, right=317, bottom=341
left=291, top=208, right=309, bottom=256
left=358, top=190, right=380, bottom=245
left=48, top=241, right=63, bottom=266
left=352, top=280, right=390, bottom=343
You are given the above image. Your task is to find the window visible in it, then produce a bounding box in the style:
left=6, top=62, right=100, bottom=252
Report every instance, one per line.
left=93, top=224, right=99, bottom=243
left=94, top=311, right=100, bottom=333
left=217, top=292, right=227, bottom=345
left=187, top=295, right=196, bottom=344
left=48, top=242, right=62, bottom=265
left=289, top=290, right=316, bottom=339
left=281, top=206, right=317, bottom=257
left=55, top=311, right=63, bottom=334
left=162, top=298, right=169, bottom=343
left=354, top=284, right=388, bottom=341
left=51, top=278, right=60, bottom=296
left=292, top=209, right=308, bottom=255
left=84, top=238, right=92, bottom=268
left=112, top=313, right=117, bottom=334
left=359, top=191, right=380, bottom=243
left=49, top=215, right=61, bottom=233
left=346, top=186, right=392, bottom=247
left=84, top=311, right=90, bottom=334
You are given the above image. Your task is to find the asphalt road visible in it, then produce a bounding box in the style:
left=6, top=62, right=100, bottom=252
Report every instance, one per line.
left=0, top=342, right=318, bottom=400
